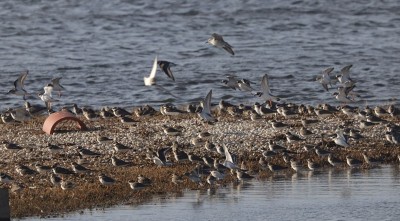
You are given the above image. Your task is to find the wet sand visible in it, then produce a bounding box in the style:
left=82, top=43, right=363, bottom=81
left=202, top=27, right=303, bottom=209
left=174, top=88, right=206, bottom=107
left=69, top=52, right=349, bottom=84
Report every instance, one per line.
left=0, top=105, right=399, bottom=218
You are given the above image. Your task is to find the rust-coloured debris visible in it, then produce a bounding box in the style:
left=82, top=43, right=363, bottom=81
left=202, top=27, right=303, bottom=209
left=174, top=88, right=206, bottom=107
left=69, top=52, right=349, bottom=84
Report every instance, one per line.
left=42, top=111, right=87, bottom=135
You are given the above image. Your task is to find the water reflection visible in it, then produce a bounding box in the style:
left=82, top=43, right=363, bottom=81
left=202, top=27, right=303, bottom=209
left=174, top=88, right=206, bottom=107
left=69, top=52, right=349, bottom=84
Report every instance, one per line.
left=23, top=165, right=400, bottom=221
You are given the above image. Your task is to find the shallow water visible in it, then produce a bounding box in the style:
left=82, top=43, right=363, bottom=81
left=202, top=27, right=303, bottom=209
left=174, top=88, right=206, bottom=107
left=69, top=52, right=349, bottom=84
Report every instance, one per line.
left=22, top=165, right=400, bottom=221
left=0, top=0, right=399, bottom=110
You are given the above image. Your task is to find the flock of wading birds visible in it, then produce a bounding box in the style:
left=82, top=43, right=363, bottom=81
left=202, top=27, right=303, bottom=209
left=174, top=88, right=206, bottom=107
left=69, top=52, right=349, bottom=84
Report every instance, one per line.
left=0, top=33, right=400, bottom=193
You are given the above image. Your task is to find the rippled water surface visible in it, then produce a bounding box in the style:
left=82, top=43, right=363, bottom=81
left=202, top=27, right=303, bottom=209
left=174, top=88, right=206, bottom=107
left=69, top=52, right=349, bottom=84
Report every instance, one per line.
left=0, top=0, right=399, bottom=109
left=23, top=166, right=400, bottom=221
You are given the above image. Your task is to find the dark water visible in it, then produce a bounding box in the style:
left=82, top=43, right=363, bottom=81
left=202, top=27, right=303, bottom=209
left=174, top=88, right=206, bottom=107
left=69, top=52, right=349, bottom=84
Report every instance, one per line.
left=23, top=166, right=400, bottom=221
left=0, top=0, right=399, bottom=109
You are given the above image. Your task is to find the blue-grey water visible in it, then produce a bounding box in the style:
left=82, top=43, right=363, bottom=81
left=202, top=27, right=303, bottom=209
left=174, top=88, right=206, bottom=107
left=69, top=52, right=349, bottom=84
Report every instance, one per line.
left=22, top=166, right=400, bottom=221
left=0, top=0, right=399, bottom=110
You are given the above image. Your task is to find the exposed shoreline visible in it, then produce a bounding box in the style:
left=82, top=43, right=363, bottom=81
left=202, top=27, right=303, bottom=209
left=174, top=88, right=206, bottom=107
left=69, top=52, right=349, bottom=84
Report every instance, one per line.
left=1, top=103, right=399, bottom=218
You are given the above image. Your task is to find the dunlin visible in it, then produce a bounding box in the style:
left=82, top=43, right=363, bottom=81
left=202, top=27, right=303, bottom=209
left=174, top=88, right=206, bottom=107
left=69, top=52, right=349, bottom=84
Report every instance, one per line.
left=207, top=33, right=235, bottom=55
left=97, top=134, right=114, bottom=144
left=16, top=164, right=37, bottom=176
left=188, top=153, right=203, bottom=163
left=262, top=150, right=277, bottom=159
left=236, top=171, right=254, bottom=181
left=268, top=163, right=288, bottom=172
left=316, top=67, right=334, bottom=91
left=112, top=142, right=132, bottom=153
left=285, top=131, right=305, bottom=143
left=157, top=60, right=176, bottom=81
left=47, top=143, right=63, bottom=154
left=222, top=144, right=239, bottom=170
left=52, top=164, right=74, bottom=175
left=7, top=70, right=29, bottom=100
left=327, top=154, right=344, bottom=167
left=71, top=162, right=90, bottom=173
left=270, top=120, right=288, bottom=130
left=210, top=170, right=225, bottom=180
left=184, top=171, right=202, bottom=185
left=35, top=163, right=52, bottom=173
left=290, top=159, right=301, bottom=172
left=9, top=108, right=31, bottom=122
left=314, top=147, right=331, bottom=157
left=171, top=173, right=184, bottom=185
left=50, top=77, right=65, bottom=97
left=197, top=90, right=216, bottom=123
left=362, top=153, right=381, bottom=167
left=162, top=125, right=182, bottom=136
left=60, top=179, right=74, bottom=190
left=3, top=141, right=23, bottom=151
left=206, top=174, right=217, bottom=186
left=374, top=106, right=389, bottom=117
left=346, top=156, right=363, bottom=168
left=0, top=173, right=13, bottom=184
left=268, top=140, right=288, bottom=153
left=128, top=180, right=146, bottom=190
left=25, top=101, right=47, bottom=116
left=78, top=146, right=101, bottom=157
left=255, top=74, right=280, bottom=105
left=137, top=174, right=152, bottom=186
left=300, top=127, right=314, bottom=138
left=307, top=159, right=321, bottom=171
left=221, top=76, right=239, bottom=90
left=111, top=156, right=131, bottom=167
left=119, top=116, right=137, bottom=125
left=336, top=64, right=354, bottom=84
left=98, top=174, right=116, bottom=185
left=50, top=174, right=62, bottom=186
left=152, top=147, right=171, bottom=166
